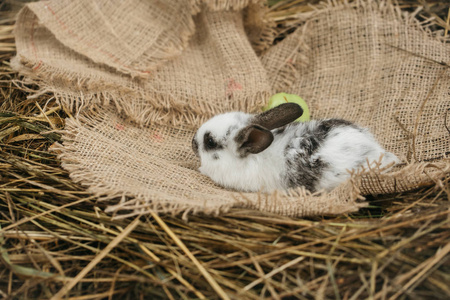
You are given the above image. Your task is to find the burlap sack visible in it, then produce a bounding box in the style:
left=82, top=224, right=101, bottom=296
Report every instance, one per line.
left=12, top=0, right=450, bottom=218
left=13, top=0, right=271, bottom=127
left=14, top=0, right=197, bottom=77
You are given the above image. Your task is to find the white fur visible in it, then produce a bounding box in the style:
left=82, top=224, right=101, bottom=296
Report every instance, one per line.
left=193, top=113, right=399, bottom=193
left=311, top=126, right=400, bottom=191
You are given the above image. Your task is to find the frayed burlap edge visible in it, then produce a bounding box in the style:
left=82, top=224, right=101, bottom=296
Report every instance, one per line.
left=355, top=160, right=450, bottom=195
left=248, top=160, right=450, bottom=218
left=10, top=56, right=271, bottom=128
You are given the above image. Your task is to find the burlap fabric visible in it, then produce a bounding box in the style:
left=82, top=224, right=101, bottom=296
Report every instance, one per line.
left=12, top=0, right=450, bottom=218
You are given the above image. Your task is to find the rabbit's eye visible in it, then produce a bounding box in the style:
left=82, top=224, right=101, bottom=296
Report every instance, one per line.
left=206, top=137, right=217, bottom=149
left=204, top=132, right=218, bottom=150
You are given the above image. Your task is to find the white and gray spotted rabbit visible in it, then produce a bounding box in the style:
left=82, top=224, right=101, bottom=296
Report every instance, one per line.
left=192, top=103, right=399, bottom=193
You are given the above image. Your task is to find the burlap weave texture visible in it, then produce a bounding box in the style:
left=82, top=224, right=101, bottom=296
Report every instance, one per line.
left=12, top=0, right=450, bottom=218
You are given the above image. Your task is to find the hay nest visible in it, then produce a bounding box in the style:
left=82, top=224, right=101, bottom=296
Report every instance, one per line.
left=1, top=0, right=450, bottom=299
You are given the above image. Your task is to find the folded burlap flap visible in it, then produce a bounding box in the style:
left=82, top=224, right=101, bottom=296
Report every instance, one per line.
left=12, top=0, right=272, bottom=127
left=12, top=0, right=450, bottom=218
left=16, top=0, right=197, bottom=77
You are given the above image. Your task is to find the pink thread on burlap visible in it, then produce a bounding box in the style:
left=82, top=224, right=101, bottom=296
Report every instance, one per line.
left=226, top=78, right=242, bottom=96
left=115, top=123, right=125, bottom=131
left=151, top=131, right=164, bottom=143
left=43, top=4, right=151, bottom=75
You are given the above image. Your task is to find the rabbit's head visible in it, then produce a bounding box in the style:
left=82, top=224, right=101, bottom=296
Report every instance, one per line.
left=192, top=103, right=303, bottom=190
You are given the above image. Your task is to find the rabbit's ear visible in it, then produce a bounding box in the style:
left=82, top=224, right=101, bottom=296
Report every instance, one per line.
left=235, top=125, right=274, bottom=156
left=253, top=103, right=303, bottom=130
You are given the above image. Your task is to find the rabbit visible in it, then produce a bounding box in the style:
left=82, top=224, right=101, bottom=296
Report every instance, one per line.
left=192, top=103, right=399, bottom=193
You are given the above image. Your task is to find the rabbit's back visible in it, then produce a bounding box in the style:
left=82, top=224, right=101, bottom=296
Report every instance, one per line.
left=282, top=119, right=399, bottom=192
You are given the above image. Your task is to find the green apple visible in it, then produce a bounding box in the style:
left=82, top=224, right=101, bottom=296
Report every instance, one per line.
left=263, top=93, right=310, bottom=122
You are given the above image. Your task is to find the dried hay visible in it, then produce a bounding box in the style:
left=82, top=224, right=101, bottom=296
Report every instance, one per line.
left=1, top=1, right=450, bottom=299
